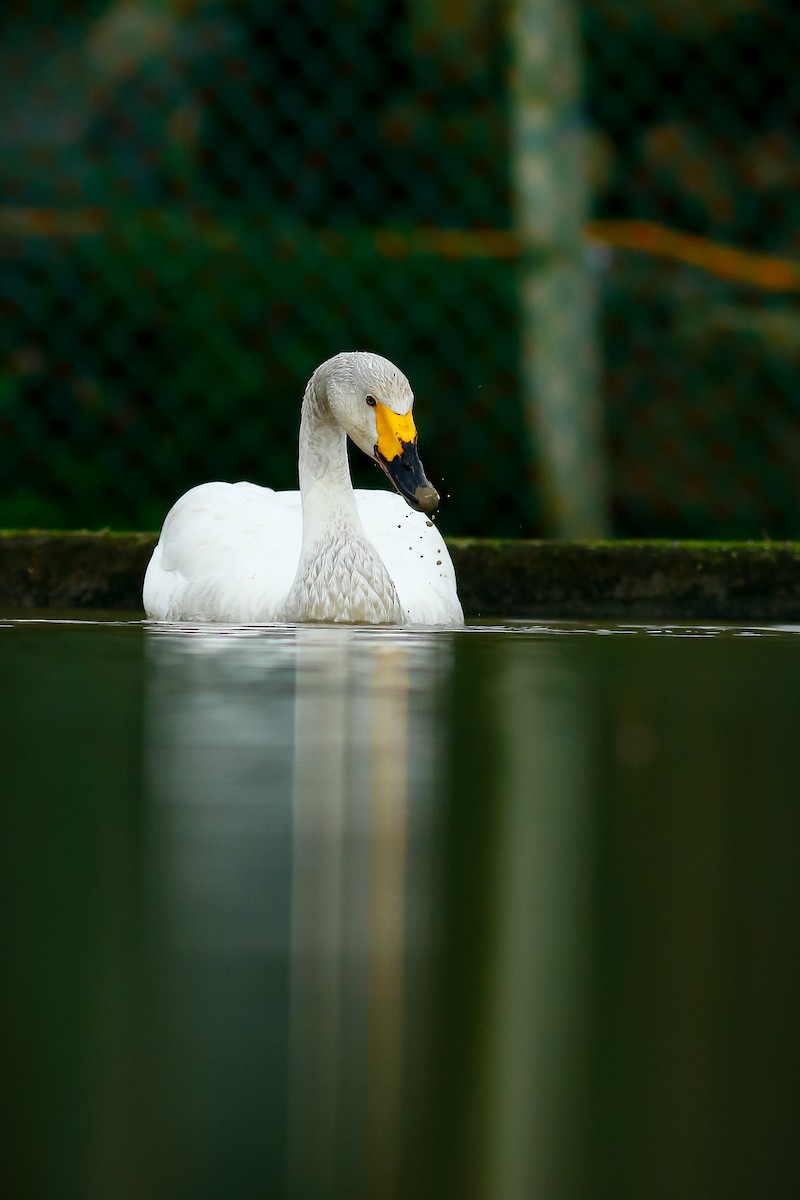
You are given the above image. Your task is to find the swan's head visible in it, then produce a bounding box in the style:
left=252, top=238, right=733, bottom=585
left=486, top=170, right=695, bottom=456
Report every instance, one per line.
left=316, top=351, right=440, bottom=514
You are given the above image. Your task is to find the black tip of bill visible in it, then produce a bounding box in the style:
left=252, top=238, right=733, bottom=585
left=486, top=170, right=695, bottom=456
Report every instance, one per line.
left=376, top=440, right=440, bottom=513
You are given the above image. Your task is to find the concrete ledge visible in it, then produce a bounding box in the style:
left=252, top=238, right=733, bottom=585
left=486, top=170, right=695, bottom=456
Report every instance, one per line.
left=451, top=538, right=800, bottom=621
left=0, top=531, right=156, bottom=611
left=2, top=532, right=800, bottom=621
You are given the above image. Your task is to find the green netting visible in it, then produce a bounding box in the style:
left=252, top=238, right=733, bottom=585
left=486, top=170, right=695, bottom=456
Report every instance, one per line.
left=1, top=1, right=799, bottom=537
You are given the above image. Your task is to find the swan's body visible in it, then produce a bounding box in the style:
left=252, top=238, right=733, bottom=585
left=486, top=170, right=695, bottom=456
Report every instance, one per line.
left=143, top=352, right=464, bottom=625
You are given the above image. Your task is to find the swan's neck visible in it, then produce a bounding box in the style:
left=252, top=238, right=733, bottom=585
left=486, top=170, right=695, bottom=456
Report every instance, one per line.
left=281, top=379, right=403, bottom=623
left=296, top=380, right=361, bottom=542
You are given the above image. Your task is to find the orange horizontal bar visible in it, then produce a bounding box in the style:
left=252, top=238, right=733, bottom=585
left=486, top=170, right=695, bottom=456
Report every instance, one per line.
left=2, top=208, right=799, bottom=292
left=587, top=219, right=800, bottom=293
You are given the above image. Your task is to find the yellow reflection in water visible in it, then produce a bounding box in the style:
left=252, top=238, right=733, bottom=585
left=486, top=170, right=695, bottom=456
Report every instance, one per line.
left=286, top=630, right=418, bottom=1200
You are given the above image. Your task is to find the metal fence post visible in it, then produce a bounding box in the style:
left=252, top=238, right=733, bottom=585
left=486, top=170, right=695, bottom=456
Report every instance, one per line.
left=509, top=0, right=609, bottom=538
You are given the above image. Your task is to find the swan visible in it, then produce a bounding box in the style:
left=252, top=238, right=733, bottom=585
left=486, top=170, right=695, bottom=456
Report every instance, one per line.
left=143, top=351, right=464, bottom=625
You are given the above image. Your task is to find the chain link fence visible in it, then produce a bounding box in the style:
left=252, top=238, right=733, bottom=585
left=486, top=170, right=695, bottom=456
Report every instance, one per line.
left=1, top=1, right=799, bottom=538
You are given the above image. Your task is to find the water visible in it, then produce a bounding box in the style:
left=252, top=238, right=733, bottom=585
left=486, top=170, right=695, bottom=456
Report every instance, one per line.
left=3, top=616, right=799, bottom=1200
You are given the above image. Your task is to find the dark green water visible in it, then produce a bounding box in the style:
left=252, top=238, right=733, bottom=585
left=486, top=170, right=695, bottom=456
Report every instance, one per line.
left=2, top=617, right=799, bottom=1200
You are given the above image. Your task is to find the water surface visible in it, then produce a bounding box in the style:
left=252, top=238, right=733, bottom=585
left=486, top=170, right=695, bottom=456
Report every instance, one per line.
left=3, top=616, right=799, bottom=1200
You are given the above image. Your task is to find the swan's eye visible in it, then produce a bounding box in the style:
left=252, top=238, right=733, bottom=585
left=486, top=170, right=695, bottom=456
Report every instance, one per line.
left=366, top=395, right=377, bottom=407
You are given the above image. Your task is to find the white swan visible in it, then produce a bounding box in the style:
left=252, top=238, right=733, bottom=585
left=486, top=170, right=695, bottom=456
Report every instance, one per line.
left=143, top=351, right=464, bottom=625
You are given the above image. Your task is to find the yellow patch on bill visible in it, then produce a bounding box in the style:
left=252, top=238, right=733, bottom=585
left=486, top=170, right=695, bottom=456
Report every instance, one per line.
left=375, top=402, right=417, bottom=461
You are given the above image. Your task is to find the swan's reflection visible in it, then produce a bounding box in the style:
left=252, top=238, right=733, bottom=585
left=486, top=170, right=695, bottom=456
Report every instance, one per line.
left=143, top=623, right=452, bottom=1200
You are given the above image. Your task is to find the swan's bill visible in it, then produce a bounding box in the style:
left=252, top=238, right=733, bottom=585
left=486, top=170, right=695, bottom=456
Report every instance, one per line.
left=374, top=403, right=439, bottom=513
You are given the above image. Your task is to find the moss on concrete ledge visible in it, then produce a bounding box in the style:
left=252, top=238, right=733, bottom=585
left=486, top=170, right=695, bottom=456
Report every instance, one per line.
left=1, top=532, right=800, bottom=620
left=448, top=539, right=800, bottom=621
left=0, top=531, right=156, bottom=611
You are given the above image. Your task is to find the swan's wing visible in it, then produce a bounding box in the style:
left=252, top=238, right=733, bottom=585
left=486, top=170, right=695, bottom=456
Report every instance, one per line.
left=144, top=482, right=302, bottom=622
left=355, top=491, right=464, bottom=625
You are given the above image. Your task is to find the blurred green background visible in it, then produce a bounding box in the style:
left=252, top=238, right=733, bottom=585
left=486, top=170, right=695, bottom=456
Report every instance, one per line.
left=1, top=0, right=799, bottom=538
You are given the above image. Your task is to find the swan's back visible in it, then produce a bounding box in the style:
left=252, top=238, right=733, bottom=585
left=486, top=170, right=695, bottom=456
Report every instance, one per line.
left=143, top=482, right=302, bottom=623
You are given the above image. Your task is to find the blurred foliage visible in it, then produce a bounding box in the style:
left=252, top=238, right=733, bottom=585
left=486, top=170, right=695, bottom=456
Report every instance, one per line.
left=1, top=0, right=800, bottom=536
left=0, top=218, right=523, bottom=531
